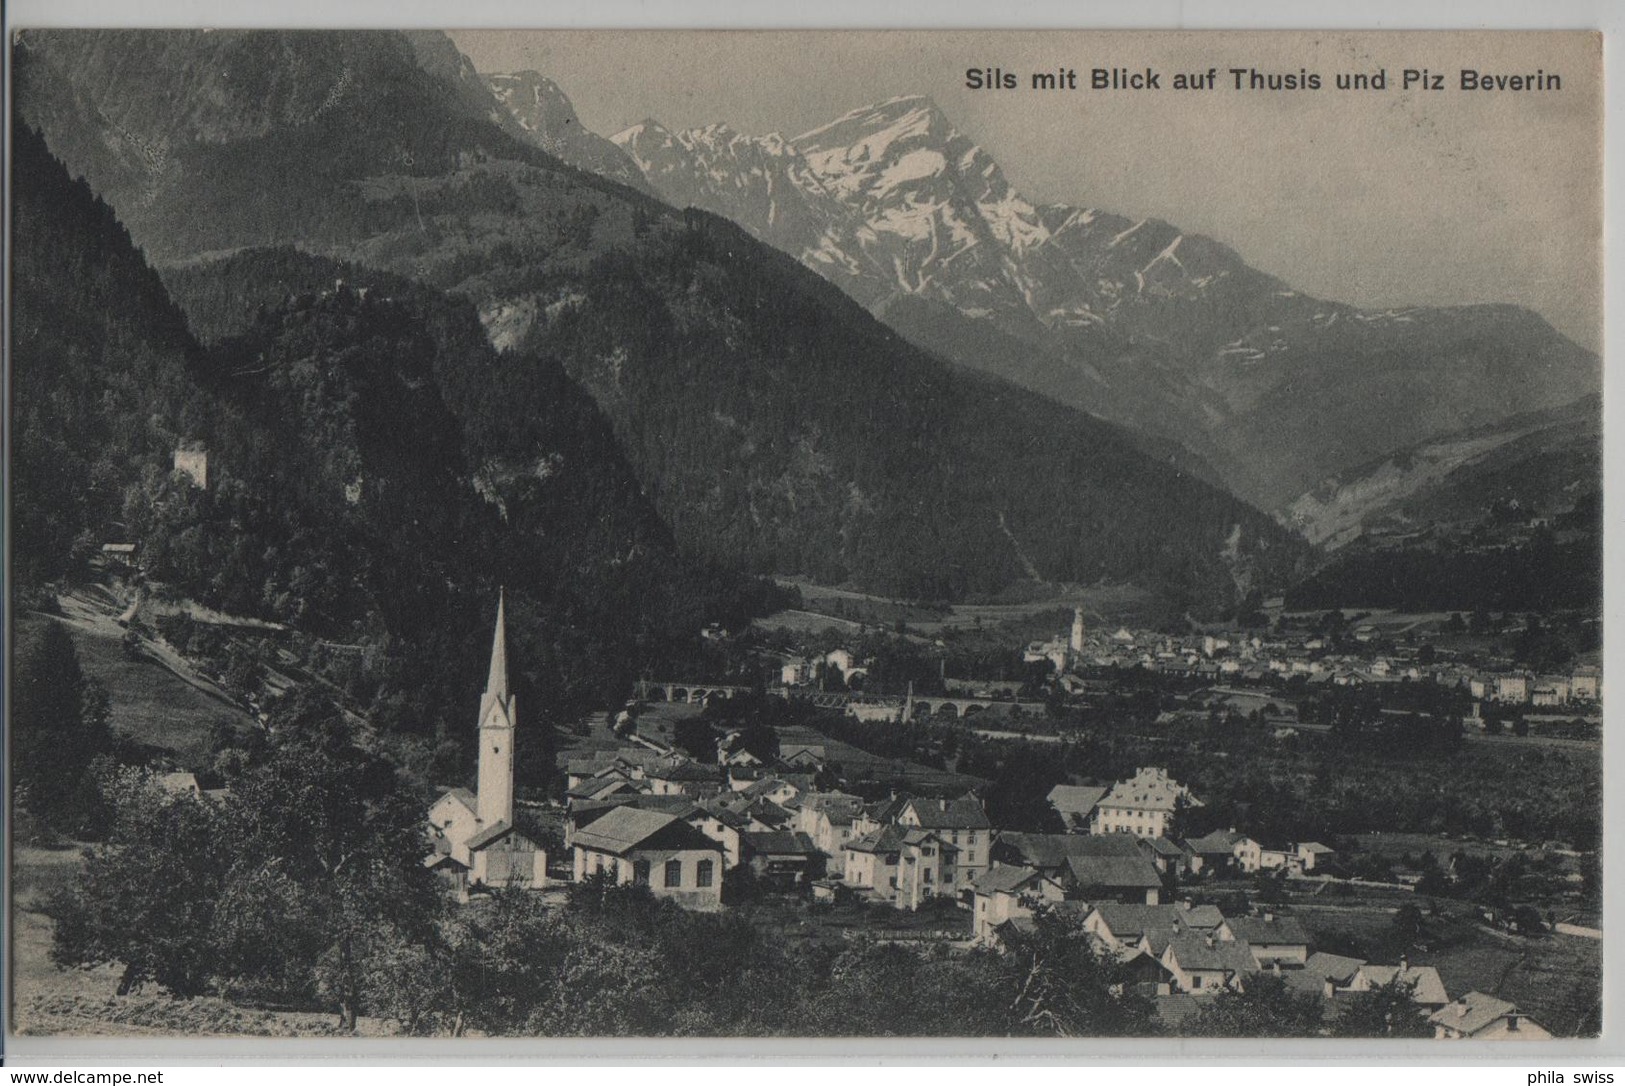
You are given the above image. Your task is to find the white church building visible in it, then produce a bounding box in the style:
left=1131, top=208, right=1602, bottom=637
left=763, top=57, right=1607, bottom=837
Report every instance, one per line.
left=425, top=592, right=548, bottom=893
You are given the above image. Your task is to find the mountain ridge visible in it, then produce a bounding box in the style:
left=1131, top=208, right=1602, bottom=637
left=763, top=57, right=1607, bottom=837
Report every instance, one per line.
left=606, top=92, right=1599, bottom=511
left=14, top=28, right=1311, bottom=610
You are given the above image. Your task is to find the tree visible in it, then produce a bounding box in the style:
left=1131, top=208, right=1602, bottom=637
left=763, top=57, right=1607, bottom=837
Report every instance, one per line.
left=986, top=912, right=1156, bottom=1036
left=1185, top=973, right=1326, bottom=1037
left=672, top=717, right=718, bottom=761
left=49, top=770, right=230, bottom=996
left=13, top=621, right=114, bottom=834
left=50, top=710, right=443, bottom=1030
left=1332, top=976, right=1432, bottom=1038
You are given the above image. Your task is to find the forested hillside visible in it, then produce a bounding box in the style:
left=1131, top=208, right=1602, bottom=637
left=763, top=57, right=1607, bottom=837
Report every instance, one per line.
left=16, top=29, right=1309, bottom=611
left=519, top=213, right=1307, bottom=607
left=10, top=126, right=786, bottom=779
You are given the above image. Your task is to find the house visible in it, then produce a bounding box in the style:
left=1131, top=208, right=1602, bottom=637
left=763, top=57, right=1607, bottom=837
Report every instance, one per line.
left=969, top=866, right=1067, bottom=943
left=1184, top=829, right=1248, bottom=874
left=1138, top=834, right=1194, bottom=875
left=1064, top=852, right=1164, bottom=905
left=570, top=806, right=725, bottom=910
left=740, top=830, right=823, bottom=888
left=1047, top=784, right=1108, bottom=833
left=1295, top=841, right=1337, bottom=872
left=794, top=792, right=866, bottom=858
left=425, top=594, right=546, bottom=893
left=1349, top=960, right=1450, bottom=1011
left=893, top=829, right=959, bottom=911
left=1429, top=992, right=1552, bottom=1040
left=690, top=802, right=749, bottom=868
left=842, top=824, right=905, bottom=893
left=461, top=820, right=549, bottom=890
left=156, top=771, right=202, bottom=797
left=1257, top=842, right=1295, bottom=872
left=1284, top=951, right=1368, bottom=1001
left=564, top=794, right=702, bottom=852
left=172, top=447, right=209, bottom=489
left=896, top=795, right=992, bottom=886
left=1091, top=767, right=1202, bottom=838
left=1221, top=913, right=1310, bottom=967
left=1082, top=903, right=1225, bottom=954
left=1160, top=933, right=1257, bottom=995
left=1493, top=674, right=1530, bottom=703
left=645, top=758, right=725, bottom=798
left=1570, top=668, right=1600, bottom=700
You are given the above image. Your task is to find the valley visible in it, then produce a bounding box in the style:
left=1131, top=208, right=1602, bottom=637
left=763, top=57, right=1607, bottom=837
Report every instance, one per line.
left=5, top=27, right=1602, bottom=1045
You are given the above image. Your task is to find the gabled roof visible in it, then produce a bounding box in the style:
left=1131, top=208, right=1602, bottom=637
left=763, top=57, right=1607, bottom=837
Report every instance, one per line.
left=1048, top=784, right=1109, bottom=820
left=903, top=795, right=991, bottom=830
left=465, top=819, right=540, bottom=853
left=742, top=830, right=819, bottom=857
left=971, top=865, right=1048, bottom=895
left=1428, top=992, right=1522, bottom=1036
left=1097, top=768, right=1198, bottom=814
left=845, top=824, right=907, bottom=856
left=1089, top=903, right=1225, bottom=942
left=433, top=787, right=477, bottom=813
left=1065, top=853, right=1163, bottom=890
left=423, top=851, right=469, bottom=870
left=567, top=776, right=641, bottom=801
left=1356, top=963, right=1449, bottom=1006
left=1223, top=914, right=1310, bottom=948
left=740, top=776, right=795, bottom=799
left=901, top=828, right=955, bottom=851
left=1165, top=933, right=1258, bottom=976
left=995, top=832, right=1144, bottom=870
left=1140, top=835, right=1187, bottom=857
left=649, top=759, right=722, bottom=782
left=1185, top=829, right=1246, bottom=854
left=570, top=806, right=720, bottom=856
left=1300, top=951, right=1368, bottom=987
left=746, top=799, right=794, bottom=829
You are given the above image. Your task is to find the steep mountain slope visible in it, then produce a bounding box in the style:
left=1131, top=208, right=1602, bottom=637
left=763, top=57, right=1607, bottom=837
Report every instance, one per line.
left=483, top=70, right=650, bottom=191
left=611, top=95, right=1600, bottom=510
left=1286, top=396, right=1601, bottom=549
left=10, top=123, right=769, bottom=743
left=15, top=30, right=1308, bottom=609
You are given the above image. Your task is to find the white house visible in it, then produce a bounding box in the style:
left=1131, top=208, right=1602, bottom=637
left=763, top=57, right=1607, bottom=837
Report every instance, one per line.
left=969, top=866, right=1066, bottom=944
left=571, top=805, right=725, bottom=910
left=1091, top=767, right=1201, bottom=838
left=1430, top=992, right=1552, bottom=1040
left=896, top=795, right=992, bottom=887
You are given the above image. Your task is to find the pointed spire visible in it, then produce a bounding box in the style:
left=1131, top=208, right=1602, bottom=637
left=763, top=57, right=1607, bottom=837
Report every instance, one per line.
left=485, top=588, right=508, bottom=700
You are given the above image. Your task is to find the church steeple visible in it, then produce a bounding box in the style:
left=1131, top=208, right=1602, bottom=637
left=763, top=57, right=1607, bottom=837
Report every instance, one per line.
left=476, top=589, right=516, bottom=829
left=485, top=587, right=509, bottom=701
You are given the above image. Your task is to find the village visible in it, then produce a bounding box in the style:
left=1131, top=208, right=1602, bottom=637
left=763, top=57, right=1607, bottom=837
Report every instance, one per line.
left=415, top=597, right=1599, bottom=1039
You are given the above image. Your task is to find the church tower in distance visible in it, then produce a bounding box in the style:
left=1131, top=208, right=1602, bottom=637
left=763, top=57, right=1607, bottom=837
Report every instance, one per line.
left=477, top=590, right=516, bottom=828
left=1070, top=606, right=1086, bottom=656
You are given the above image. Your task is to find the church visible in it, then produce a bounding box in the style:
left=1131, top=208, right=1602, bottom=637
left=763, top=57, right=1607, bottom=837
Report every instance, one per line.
left=424, top=592, right=548, bottom=894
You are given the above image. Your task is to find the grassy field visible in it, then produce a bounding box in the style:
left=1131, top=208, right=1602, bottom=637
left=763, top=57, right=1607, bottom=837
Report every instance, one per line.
left=19, top=612, right=253, bottom=767
left=758, top=579, right=1162, bottom=639
left=1294, top=894, right=1600, bottom=1037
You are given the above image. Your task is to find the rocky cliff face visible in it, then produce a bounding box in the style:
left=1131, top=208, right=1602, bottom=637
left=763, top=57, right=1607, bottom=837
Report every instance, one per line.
left=614, top=95, right=1600, bottom=512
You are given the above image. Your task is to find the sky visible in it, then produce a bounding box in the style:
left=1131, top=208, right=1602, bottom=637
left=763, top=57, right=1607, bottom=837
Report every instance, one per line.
left=451, top=29, right=1601, bottom=351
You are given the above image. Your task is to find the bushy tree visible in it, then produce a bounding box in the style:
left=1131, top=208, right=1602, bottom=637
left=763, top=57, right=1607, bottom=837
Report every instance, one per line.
left=12, top=621, right=114, bottom=835
left=1184, top=973, right=1325, bottom=1037
left=1331, top=976, right=1432, bottom=1038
